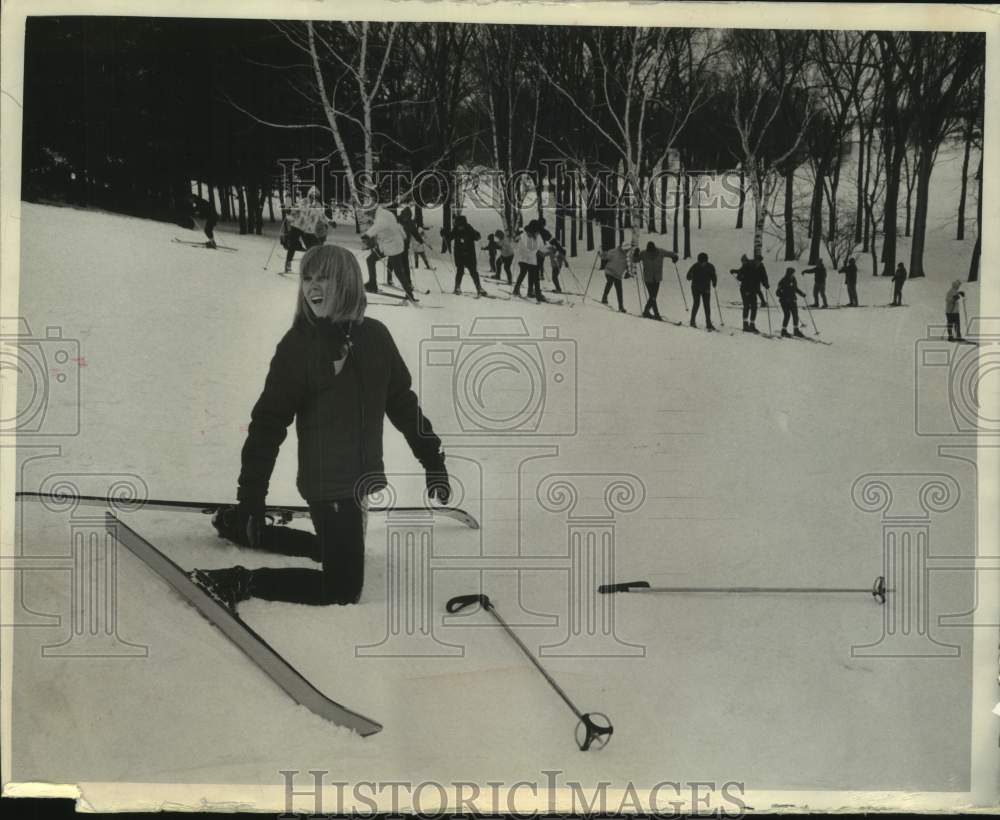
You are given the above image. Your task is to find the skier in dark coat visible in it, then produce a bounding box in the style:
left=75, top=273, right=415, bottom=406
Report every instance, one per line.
left=686, top=252, right=717, bottom=330
left=732, top=253, right=769, bottom=333
left=802, top=259, right=829, bottom=308
left=444, top=215, right=487, bottom=296
left=188, top=194, right=219, bottom=248
left=195, top=245, right=450, bottom=610
left=892, top=262, right=907, bottom=306
left=838, top=258, right=859, bottom=307
left=776, top=267, right=807, bottom=337
left=637, top=242, right=677, bottom=320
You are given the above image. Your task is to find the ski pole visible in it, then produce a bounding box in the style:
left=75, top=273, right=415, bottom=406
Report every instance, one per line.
left=802, top=295, right=820, bottom=335
left=446, top=594, right=613, bottom=751
left=599, top=575, right=889, bottom=604
left=835, top=276, right=845, bottom=308
left=714, top=285, right=725, bottom=327
left=672, top=260, right=688, bottom=311
left=263, top=217, right=286, bottom=271
left=582, top=251, right=601, bottom=306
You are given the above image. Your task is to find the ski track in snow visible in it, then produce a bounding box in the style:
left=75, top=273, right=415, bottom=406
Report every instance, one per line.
left=10, top=180, right=982, bottom=791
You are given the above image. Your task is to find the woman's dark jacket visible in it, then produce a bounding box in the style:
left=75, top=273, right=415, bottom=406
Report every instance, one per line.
left=238, top=316, right=441, bottom=503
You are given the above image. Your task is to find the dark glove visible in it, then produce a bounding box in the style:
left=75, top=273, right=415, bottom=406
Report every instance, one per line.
left=240, top=499, right=266, bottom=549
left=424, top=451, right=451, bottom=505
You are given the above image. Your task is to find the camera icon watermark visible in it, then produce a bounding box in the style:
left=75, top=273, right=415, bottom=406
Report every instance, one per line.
left=913, top=317, right=999, bottom=437
left=419, top=317, right=577, bottom=436
left=0, top=317, right=81, bottom=436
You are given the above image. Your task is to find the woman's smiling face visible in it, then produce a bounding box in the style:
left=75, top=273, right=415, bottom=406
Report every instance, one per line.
left=301, top=265, right=333, bottom=317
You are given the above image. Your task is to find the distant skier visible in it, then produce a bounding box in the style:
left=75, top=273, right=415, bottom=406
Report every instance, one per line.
left=776, top=267, right=807, bottom=337
left=838, top=257, right=859, bottom=307
left=535, top=218, right=554, bottom=279
left=411, top=227, right=432, bottom=271
left=891, top=262, right=907, bottom=306
left=802, top=258, right=829, bottom=308
left=547, top=238, right=567, bottom=294
left=639, top=241, right=678, bottom=320
left=598, top=245, right=629, bottom=313
left=686, top=251, right=717, bottom=330
left=496, top=230, right=515, bottom=284
left=397, top=206, right=423, bottom=256
left=188, top=194, right=219, bottom=248
left=282, top=186, right=328, bottom=274
left=194, top=244, right=450, bottom=610
left=444, top=215, right=487, bottom=296
left=945, top=279, right=966, bottom=341
left=512, top=221, right=546, bottom=302
left=364, top=206, right=417, bottom=301
left=361, top=234, right=384, bottom=293
left=483, top=232, right=500, bottom=273
left=440, top=226, right=452, bottom=254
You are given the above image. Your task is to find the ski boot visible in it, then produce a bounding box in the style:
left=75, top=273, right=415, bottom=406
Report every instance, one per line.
left=690, top=320, right=697, bottom=328
left=406, top=292, right=419, bottom=303
left=794, top=327, right=806, bottom=338
left=190, top=566, right=254, bottom=613
left=618, top=306, right=627, bottom=314
left=706, top=324, right=716, bottom=332
left=205, top=239, right=218, bottom=249
left=364, top=281, right=380, bottom=294
left=781, top=328, right=792, bottom=338
left=743, top=321, right=750, bottom=332
left=283, top=264, right=292, bottom=274
left=477, top=289, right=489, bottom=298
left=748, top=323, right=759, bottom=334
left=453, top=288, right=462, bottom=296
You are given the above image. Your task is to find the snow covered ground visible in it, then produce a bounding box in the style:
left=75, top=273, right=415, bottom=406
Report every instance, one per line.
left=6, top=149, right=993, bottom=808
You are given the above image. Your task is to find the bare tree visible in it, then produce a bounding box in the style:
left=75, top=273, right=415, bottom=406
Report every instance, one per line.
left=727, top=30, right=815, bottom=257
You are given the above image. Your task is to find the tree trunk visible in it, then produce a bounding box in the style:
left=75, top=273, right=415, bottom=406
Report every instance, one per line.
left=696, top=176, right=702, bottom=230
left=752, top=171, right=765, bottom=259
left=808, top=164, right=825, bottom=263
left=586, top=194, right=594, bottom=252
left=957, top=122, right=973, bottom=241
left=969, top=153, right=982, bottom=281
left=237, top=185, right=248, bottom=235
left=682, top=170, right=691, bottom=259
left=569, top=168, right=577, bottom=257
left=854, top=130, right=865, bottom=245
left=881, top=143, right=904, bottom=276
left=903, top=150, right=915, bottom=238
left=736, top=168, right=745, bottom=229
left=908, top=144, right=934, bottom=278
left=784, top=166, right=795, bottom=261
left=672, top=172, right=680, bottom=255
left=267, top=188, right=275, bottom=223
left=659, top=173, right=668, bottom=234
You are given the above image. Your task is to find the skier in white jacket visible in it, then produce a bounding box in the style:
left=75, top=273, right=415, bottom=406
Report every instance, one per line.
left=363, top=207, right=416, bottom=300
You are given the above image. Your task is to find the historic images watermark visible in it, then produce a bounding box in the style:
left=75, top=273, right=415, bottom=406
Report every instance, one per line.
left=278, top=770, right=748, bottom=817
left=8, top=467, right=149, bottom=656
left=0, top=316, right=82, bottom=437
left=277, top=158, right=747, bottom=215
left=354, top=316, right=647, bottom=657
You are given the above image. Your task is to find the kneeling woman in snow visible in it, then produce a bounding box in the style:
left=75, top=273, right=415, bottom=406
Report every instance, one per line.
left=194, top=244, right=450, bottom=610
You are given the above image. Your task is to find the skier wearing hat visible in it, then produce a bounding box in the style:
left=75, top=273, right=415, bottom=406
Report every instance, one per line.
left=282, top=186, right=328, bottom=274
left=838, top=257, right=859, bottom=307
left=445, top=214, right=487, bottom=296
left=776, top=267, right=807, bottom=337
left=802, top=258, right=829, bottom=308
left=686, top=251, right=717, bottom=330
left=187, top=194, right=219, bottom=248
left=945, top=280, right=966, bottom=341
left=363, top=205, right=418, bottom=301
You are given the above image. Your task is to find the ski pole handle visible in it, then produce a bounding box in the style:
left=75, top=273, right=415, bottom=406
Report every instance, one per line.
left=446, top=593, right=492, bottom=614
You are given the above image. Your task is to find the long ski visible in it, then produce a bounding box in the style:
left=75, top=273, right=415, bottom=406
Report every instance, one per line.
left=17, top=492, right=480, bottom=529
left=105, top=513, right=382, bottom=734
left=173, top=238, right=238, bottom=252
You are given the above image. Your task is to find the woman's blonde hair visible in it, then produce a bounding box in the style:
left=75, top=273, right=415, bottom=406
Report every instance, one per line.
left=294, top=244, right=367, bottom=325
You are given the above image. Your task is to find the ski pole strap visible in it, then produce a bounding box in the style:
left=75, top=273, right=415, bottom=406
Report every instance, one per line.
left=446, top=593, right=492, bottom=614
left=598, top=581, right=652, bottom=594
left=576, top=712, right=614, bottom=752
